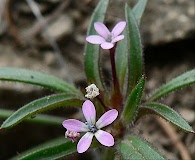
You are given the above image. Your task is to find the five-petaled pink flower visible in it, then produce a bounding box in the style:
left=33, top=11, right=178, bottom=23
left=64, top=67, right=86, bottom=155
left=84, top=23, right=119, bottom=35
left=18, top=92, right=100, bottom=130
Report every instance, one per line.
left=86, top=21, right=126, bottom=49
left=62, top=100, right=118, bottom=153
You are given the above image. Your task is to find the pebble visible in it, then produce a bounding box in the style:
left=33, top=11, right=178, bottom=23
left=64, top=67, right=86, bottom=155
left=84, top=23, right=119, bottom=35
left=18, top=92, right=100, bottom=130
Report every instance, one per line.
left=42, top=14, right=73, bottom=40
left=178, top=108, right=195, bottom=123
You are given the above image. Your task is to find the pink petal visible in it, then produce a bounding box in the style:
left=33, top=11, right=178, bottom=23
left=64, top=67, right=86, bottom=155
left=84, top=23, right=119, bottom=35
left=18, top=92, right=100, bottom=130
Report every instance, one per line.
left=86, top=35, right=105, bottom=44
left=82, top=100, right=96, bottom=125
left=96, top=109, right=118, bottom=129
left=100, top=42, right=114, bottom=49
left=111, top=21, right=126, bottom=37
left=95, top=130, right=114, bottom=146
left=77, top=132, right=94, bottom=153
left=94, top=22, right=110, bottom=39
left=112, top=35, right=124, bottom=43
left=62, top=119, right=88, bottom=132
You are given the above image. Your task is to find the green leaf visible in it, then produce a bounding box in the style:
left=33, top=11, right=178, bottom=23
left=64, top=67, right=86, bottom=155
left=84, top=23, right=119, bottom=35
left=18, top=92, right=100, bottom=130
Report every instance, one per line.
left=125, top=4, right=143, bottom=96
left=119, top=136, right=165, bottom=160
left=140, top=103, right=194, bottom=133
left=115, top=29, right=128, bottom=93
left=0, top=108, right=64, bottom=126
left=132, top=0, right=148, bottom=25
left=115, top=29, right=128, bottom=92
left=115, top=0, right=147, bottom=93
left=1, top=93, right=84, bottom=128
left=147, top=69, right=195, bottom=102
left=0, top=67, right=82, bottom=96
left=10, top=137, right=77, bottom=160
left=84, top=0, right=109, bottom=90
left=122, top=76, right=145, bottom=124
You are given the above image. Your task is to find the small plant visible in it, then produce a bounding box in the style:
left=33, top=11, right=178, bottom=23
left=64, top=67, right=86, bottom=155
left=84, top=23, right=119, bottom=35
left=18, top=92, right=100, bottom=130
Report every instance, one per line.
left=0, top=0, right=194, bottom=159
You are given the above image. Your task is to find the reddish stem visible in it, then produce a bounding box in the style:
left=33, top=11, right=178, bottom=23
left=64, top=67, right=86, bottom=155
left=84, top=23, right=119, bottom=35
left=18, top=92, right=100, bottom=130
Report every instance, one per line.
left=96, top=95, right=110, bottom=111
left=109, top=45, right=123, bottom=111
left=109, top=46, right=118, bottom=89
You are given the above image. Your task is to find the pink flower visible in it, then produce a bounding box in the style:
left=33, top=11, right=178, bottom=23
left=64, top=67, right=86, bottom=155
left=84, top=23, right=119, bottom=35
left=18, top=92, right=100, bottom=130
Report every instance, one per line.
left=62, top=100, right=118, bottom=153
left=86, top=21, right=126, bottom=49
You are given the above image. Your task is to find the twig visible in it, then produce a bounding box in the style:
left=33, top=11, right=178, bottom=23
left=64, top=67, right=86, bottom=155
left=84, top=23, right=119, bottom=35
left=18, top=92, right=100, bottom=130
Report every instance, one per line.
left=0, top=0, right=6, bottom=29
left=157, top=117, right=191, bottom=160
left=4, top=0, right=24, bottom=45
left=26, top=0, right=66, bottom=68
left=27, top=0, right=70, bottom=36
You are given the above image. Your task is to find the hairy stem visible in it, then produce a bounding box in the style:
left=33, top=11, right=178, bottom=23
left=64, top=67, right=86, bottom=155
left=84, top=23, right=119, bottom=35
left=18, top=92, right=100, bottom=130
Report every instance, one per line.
left=96, top=95, right=110, bottom=111
left=109, top=46, right=118, bottom=88
left=109, top=46, right=123, bottom=111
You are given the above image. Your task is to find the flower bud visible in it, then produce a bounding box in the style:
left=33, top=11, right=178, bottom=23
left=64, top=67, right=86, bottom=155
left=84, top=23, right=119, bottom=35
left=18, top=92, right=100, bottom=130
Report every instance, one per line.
left=65, top=130, right=80, bottom=142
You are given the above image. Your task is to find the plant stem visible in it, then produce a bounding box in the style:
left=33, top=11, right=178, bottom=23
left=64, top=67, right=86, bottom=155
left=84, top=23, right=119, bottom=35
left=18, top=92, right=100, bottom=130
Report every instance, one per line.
left=96, top=95, right=110, bottom=111
left=109, top=46, right=123, bottom=111
left=109, top=46, right=118, bottom=89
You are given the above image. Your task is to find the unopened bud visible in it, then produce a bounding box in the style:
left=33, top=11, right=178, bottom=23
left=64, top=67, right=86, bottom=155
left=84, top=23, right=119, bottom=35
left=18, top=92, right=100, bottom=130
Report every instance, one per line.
left=65, top=130, right=80, bottom=142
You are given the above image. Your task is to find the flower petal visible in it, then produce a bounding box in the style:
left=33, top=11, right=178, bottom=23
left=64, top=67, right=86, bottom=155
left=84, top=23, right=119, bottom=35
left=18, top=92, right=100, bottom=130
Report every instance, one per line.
left=77, top=132, right=94, bottom=153
left=112, top=35, right=124, bottom=43
left=111, top=21, right=126, bottom=37
left=100, top=42, right=114, bottom=49
left=94, top=22, right=110, bottom=39
left=82, top=100, right=96, bottom=125
left=96, top=109, right=118, bottom=129
left=86, top=35, right=105, bottom=44
left=95, top=130, right=114, bottom=146
left=62, top=119, right=88, bottom=132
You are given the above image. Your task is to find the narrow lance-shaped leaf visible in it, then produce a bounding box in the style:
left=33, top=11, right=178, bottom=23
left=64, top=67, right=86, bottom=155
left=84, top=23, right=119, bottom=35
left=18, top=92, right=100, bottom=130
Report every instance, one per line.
left=132, top=0, right=148, bottom=25
left=84, top=0, right=109, bottom=90
left=10, top=137, right=77, bottom=160
left=1, top=93, right=84, bottom=128
left=115, top=0, right=147, bottom=93
left=125, top=4, right=143, bottom=96
left=0, top=67, right=82, bottom=96
left=0, top=108, right=64, bottom=126
left=119, top=136, right=165, bottom=160
left=122, top=76, right=145, bottom=124
left=138, top=103, right=194, bottom=133
left=115, top=28, right=128, bottom=92
left=147, top=69, right=195, bottom=102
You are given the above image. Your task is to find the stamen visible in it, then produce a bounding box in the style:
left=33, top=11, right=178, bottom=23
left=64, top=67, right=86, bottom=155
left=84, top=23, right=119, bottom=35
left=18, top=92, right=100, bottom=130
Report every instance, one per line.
left=85, top=121, right=97, bottom=133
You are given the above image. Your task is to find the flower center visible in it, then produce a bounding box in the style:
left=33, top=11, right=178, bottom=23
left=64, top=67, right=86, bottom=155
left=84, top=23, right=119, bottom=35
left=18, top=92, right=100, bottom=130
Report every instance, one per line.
left=85, top=122, right=97, bottom=133
left=106, top=33, right=114, bottom=42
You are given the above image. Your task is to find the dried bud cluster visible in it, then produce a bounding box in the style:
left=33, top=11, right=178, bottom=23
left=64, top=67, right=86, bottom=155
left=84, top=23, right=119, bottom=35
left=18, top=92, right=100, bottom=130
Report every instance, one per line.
left=85, top=84, right=100, bottom=99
